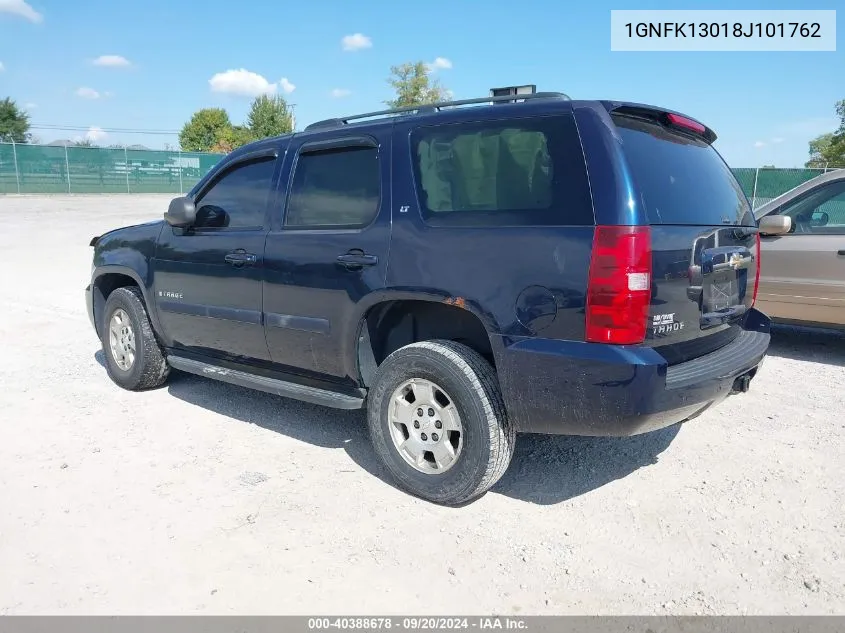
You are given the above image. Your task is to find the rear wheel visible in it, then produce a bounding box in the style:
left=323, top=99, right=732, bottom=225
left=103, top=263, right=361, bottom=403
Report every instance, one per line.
left=367, top=340, right=515, bottom=505
left=101, top=286, right=169, bottom=391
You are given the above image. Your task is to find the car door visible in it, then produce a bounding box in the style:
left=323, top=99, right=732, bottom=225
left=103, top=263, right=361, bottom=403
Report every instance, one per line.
left=263, top=128, right=392, bottom=384
left=154, top=147, right=280, bottom=361
left=759, top=178, right=845, bottom=326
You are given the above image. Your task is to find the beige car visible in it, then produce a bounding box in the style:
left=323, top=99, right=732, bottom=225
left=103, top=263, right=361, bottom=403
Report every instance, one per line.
left=755, top=170, right=845, bottom=328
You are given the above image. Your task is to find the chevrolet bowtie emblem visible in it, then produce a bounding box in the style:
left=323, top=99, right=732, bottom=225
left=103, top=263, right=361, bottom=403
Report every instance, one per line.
left=728, top=253, right=745, bottom=270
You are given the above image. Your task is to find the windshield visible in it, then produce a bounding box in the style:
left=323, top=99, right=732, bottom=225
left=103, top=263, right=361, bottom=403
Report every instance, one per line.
left=614, top=114, right=755, bottom=226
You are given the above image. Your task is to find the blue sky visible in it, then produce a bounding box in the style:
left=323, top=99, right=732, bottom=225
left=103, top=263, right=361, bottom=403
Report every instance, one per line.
left=0, top=0, right=842, bottom=166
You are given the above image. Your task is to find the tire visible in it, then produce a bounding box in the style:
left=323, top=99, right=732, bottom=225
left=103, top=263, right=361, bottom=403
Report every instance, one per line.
left=367, top=340, right=515, bottom=506
left=100, top=286, right=170, bottom=391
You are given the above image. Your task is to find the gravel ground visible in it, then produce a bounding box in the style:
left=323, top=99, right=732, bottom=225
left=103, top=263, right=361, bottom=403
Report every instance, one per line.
left=0, top=195, right=843, bottom=615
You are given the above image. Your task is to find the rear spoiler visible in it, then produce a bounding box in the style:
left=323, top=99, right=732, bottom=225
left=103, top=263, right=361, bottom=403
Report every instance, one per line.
left=601, top=101, right=717, bottom=144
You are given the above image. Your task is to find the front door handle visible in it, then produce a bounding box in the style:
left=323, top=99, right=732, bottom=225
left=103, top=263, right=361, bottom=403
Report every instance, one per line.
left=336, top=251, right=378, bottom=269
left=224, top=250, right=258, bottom=267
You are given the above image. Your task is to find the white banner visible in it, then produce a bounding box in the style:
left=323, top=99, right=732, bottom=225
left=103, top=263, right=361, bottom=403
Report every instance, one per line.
left=611, top=10, right=836, bottom=51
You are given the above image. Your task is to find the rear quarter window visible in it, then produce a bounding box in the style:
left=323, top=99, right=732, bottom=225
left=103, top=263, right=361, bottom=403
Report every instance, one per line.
left=614, top=114, right=754, bottom=227
left=410, top=114, right=593, bottom=227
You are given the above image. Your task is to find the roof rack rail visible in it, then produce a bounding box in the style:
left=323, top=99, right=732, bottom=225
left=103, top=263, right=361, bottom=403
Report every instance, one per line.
left=305, top=91, right=570, bottom=131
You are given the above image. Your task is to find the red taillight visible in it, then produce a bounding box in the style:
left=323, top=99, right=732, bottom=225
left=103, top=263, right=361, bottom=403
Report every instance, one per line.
left=586, top=225, right=652, bottom=345
left=666, top=112, right=706, bottom=136
left=752, top=232, right=761, bottom=307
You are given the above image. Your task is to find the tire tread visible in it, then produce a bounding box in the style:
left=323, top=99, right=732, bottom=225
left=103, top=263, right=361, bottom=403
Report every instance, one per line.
left=102, top=286, right=169, bottom=391
left=370, top=339, right=515, bottom=505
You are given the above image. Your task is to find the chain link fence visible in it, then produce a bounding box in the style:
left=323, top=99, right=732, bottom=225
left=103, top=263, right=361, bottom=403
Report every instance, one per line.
left=1, top=142, right=843, bottom=204
left=0, top=143, right=225, bottom=195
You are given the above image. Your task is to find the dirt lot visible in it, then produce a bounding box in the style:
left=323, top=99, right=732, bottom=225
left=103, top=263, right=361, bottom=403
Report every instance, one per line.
left=0, top=195, right=843, bottom=615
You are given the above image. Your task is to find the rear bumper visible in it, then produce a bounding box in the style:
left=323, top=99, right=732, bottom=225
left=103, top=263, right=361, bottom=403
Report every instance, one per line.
left=493, top=308, right=771, bottom=436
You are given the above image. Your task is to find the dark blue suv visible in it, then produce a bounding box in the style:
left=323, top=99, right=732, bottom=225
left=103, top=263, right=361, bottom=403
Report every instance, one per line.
left=85, top=92, right=770, bottom=505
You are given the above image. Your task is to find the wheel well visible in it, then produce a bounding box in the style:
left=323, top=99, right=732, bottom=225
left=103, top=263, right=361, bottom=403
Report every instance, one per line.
left=357, top=300, right=494, bottom=387
left=92, top=273, right=140, bottom=334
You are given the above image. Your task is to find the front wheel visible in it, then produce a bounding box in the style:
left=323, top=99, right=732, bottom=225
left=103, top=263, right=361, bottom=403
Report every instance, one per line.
left=366, top=340, right=515, bottom=506
left=100, top=286, right=170, bottom=391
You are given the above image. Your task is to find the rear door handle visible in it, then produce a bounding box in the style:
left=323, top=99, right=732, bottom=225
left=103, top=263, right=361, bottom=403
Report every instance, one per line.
left=224, top=250, right=258, bottom=267
left=336, top=252, right=378, bottom=269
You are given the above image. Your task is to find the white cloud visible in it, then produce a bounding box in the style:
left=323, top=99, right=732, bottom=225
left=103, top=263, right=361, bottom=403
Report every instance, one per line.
left=71, top=127, right=107, bottom=145
left=86, top=126, right=107, bottom=142
left=331, top=88, right=351, bottom=98
left=279, top=77, right=296, bottom=94
left=0, top=0, right=43, bottom=23
left=0, top=61, right=4, bottom=71
left=341, top=33, right=372, bottom=51
left=753, top=141, right=766, bottom=148
left=771, top=137, right=785, bottom=144
left=209, top=68, right=288, bottom=97
left=75, top=87, right=101, bottom=99
left=426, top=57, right=453, bottom=72
left=92, top=55, right=131, bottom=68
left=24, top=102, right=36, bottom=109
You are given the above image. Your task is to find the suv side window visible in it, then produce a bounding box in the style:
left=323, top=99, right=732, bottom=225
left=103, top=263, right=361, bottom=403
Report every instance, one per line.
left=776, top=180, right=845, bottom=235
left=285, top=145, right=380, bottom=228
left=410, top=114, right=593, bottom=227
left=193, top=157, right=276, bottom=230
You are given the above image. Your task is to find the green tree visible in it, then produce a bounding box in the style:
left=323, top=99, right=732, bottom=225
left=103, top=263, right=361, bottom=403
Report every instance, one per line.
left=179, top=108, right=232, bottom=152
left=0, top=97, right=31, bottom=143
left=247, top=95, right=293, bottom=138
left=384, top=61, right=450, bottom=108
left=210, top=125, right=255, bottom=154
left=806, top=133, right=834, bottom=167
left=806, top=100, right=845, bottom=167
left=73, top=138, right=95, bottom=147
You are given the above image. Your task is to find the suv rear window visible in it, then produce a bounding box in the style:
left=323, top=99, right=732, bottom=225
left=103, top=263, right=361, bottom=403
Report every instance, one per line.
left=411, top=115, right=593, bottom=227
left=614, top=114, right=754, bottom=226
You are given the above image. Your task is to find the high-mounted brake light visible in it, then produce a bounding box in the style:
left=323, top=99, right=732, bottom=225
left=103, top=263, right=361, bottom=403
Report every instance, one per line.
left=585, top=226, right=653, bottom=345
left=666, top=113, right=706, bottom=136
left=752, top=232, right=761, bottom=307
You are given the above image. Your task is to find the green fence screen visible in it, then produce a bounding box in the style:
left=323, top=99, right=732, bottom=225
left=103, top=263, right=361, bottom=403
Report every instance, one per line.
left=0, top=143, right=841, bottom=209
left=730, top=167, right=841, bottom=209
left=0, top=143, right=225, bottom=195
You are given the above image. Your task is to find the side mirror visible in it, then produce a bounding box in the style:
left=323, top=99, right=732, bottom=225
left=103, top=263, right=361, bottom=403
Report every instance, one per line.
left=758, top=214, right=792, bottom=236
left=165, top=196, right=196, bottom=227
left=194, top=204, right=230, bottom=228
